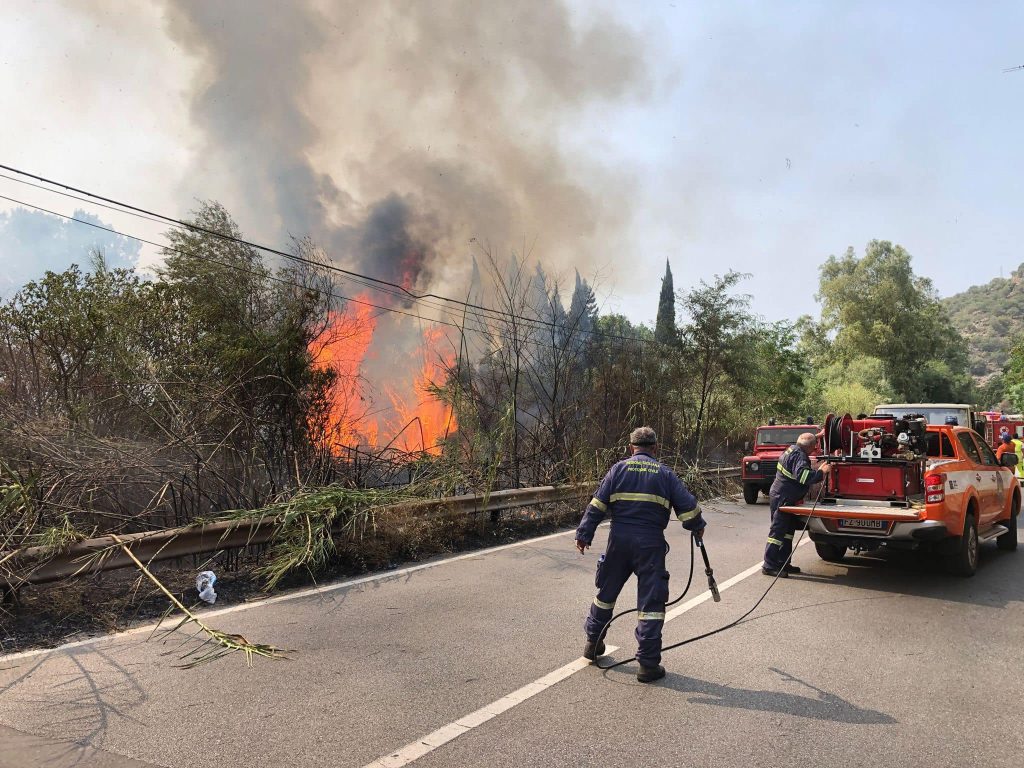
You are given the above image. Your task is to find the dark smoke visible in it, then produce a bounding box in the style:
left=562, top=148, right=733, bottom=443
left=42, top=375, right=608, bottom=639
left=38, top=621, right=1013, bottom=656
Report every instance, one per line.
left=351, top=195, right=434, bottom=290
left=161, top=0, right=649, bottom=294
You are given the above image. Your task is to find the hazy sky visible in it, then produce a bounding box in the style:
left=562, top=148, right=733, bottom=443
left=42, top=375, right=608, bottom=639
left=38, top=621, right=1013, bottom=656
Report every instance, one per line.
left=2, top=1, right=1022, bottom=325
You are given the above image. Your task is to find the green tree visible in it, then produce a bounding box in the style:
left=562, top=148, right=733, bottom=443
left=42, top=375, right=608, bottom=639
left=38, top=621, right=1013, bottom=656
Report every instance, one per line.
left=678, top=271, right=753, bottom=458
left=817, top=241, right=970, bottom=402
left=1004, top=339, right=1024, bottom=410
left=654, top=259, right=676, bottom=345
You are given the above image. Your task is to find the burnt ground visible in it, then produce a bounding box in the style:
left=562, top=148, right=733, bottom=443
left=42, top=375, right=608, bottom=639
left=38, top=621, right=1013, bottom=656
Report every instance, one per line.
left=0, top=504, right=582, bottom=655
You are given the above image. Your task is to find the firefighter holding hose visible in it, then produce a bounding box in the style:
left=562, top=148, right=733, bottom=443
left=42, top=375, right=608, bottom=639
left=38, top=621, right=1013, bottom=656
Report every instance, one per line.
left=575, top=426, right=706, bottom=683
left=762, top=432, right=832, bottom=577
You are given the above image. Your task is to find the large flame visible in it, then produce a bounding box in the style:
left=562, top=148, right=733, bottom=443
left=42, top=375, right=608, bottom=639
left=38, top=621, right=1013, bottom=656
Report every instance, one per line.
left=385, top=325, right=457, bottom=454
left=312, top=294, right=456, bottom=454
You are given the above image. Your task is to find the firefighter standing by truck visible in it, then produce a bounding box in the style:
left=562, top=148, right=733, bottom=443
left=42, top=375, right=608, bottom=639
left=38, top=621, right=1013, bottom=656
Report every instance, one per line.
left=996, top=433, right=1024, bottom=481
left=762, top=432, right=832, bottom=577
left=575, top=426, right=706, bottom=683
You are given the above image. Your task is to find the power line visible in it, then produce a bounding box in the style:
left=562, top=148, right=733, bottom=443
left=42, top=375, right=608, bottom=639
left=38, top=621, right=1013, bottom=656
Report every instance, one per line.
left=0, top=163, right=636, bottom=340
left=0, top=163, right=664, bottom=349
left=0, top=192, right=655, bottom=361
left=0, top=192, right=463, bottom=332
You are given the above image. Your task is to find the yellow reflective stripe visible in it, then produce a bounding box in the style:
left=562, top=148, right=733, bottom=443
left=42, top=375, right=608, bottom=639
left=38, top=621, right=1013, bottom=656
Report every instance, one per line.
left=799, top=469, right=811, bottom=484
left=676, top=506, right=700, bottom=522
left=784, top=533, right=793, bottom=540
left=767, top=537, right=783, bottom=546
left=609, top=492, right=671, bottom=509
left=637, top=611, right=665, bottom=621
left=777, top=464, right=797, bottom=480
left=589, top=497, right=607, bottom=512
left=593, top=597, right=615, bottom=610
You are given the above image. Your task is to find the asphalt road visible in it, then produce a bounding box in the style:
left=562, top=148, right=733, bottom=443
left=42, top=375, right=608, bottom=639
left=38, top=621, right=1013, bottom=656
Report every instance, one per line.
left=1, top=496, right=1022, bottom=768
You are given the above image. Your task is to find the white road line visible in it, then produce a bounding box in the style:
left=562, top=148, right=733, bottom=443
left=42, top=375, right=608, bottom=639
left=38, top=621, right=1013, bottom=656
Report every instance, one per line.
left=0, top=527, right=579, bottom=664
left=360, top=543, right=797, bottom=768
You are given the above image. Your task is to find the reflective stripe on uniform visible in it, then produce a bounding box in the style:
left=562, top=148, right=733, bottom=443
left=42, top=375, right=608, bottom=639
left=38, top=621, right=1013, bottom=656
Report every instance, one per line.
left=777, top=464, right=797, bottom=481
left=767, top=537, right=783, bottom=546
left=784, top=533, right=793, bottom=540
left=799, top=468, right=811, bottom=484
left=589, top=497, right=608, bottom=512
left=609, top=492, right=671, bottom=509
left=676, top=506, right=700, bottom=522
left=637, top=611, right=665, bottom=621
left=593, top=597, right=615, bottom=610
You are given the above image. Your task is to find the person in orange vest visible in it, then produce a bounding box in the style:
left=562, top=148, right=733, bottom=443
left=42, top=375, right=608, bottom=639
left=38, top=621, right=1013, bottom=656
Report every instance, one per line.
left=997, top=433, right=1024, bottom=479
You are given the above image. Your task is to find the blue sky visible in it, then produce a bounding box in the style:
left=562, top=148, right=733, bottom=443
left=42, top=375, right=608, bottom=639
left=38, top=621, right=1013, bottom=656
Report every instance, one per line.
left=1, top=1, right=1022, bottom=324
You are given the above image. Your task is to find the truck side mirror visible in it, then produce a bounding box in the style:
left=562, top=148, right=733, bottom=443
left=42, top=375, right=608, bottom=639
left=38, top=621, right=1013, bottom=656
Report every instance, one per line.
left=1001, top=453, right=1019, bottom=468
left=743, top=441, right=751, bottom=454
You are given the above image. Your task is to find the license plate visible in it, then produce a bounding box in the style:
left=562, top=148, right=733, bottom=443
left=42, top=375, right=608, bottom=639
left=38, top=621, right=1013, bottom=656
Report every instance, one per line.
left=837, top=519, right=888, bottom=531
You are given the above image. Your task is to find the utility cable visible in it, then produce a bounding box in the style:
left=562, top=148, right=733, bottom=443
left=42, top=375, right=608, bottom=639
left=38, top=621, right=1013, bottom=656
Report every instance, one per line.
left=0, top=163, right=664, bottom=349
left=0, top=182, right=654, bottom=355
left=0, top=193, right=658, bottom=390
left=594, top=485, right=823, bottom=671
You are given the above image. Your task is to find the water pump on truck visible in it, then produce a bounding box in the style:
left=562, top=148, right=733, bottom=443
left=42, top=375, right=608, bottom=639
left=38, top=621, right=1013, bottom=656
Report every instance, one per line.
left=821, top=412, right=930, bottom=500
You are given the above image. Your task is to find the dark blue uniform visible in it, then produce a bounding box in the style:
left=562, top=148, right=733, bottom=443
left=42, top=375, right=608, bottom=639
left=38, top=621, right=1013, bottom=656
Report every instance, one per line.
left=763, top=444, right=824, bottom=570
left=576, top=451, right=705, bottom=666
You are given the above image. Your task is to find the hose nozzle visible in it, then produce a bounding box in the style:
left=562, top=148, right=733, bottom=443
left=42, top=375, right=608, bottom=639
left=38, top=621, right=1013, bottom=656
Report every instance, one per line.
left=696, top=537, right=721, bottom=602
left=707, top=574, right=721, bottom=602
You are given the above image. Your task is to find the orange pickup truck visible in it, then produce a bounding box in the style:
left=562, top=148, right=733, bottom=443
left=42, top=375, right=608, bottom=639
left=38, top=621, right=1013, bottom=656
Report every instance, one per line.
left=783, top=423, right=1019, bottom=576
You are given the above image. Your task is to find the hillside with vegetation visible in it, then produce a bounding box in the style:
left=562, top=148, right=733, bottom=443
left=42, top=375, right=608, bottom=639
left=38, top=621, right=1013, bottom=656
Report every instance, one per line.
left=944, top=264, right=1024, bottom=379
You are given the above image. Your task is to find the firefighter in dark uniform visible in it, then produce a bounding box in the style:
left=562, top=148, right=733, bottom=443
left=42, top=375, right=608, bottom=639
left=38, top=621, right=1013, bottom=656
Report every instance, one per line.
left=575, top=426, right=706, bottom=683
left=762, top=432, right=832, bottom=577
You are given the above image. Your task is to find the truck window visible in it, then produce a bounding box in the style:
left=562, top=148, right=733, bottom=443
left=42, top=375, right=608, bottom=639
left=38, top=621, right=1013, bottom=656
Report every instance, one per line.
left=973, top=433, right=999, bottom=466
left=957, top=432, right=982, bottom=464
left=756, top=427, right=810, bottom=446
left=925, top=432, right=956, bottom=457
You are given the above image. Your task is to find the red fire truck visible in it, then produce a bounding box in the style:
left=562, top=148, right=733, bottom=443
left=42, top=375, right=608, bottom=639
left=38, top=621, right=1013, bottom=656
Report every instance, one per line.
left=978, top=410, right=1024, bottom=448
left=741, top=420, right=819, bottom=505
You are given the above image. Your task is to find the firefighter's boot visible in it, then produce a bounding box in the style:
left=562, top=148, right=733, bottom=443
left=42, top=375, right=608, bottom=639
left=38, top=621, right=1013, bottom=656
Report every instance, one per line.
left=636, top=663, right=666, bottom=683
left=583, top=639, right=606, bottom=662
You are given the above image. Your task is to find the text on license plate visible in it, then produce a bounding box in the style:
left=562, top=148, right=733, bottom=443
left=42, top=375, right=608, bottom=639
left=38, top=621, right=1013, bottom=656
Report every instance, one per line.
left=837, top=519, right=888, bottom=531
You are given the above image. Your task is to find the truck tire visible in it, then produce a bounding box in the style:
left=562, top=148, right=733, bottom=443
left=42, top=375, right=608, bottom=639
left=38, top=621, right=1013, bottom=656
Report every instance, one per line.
left=815, top=542, right=847, bottom=562
left=946, top=512, right=978, bottom=577
left=743, top=484, right=759, bottom=505
left=997, top=498, right=1018, bottom=551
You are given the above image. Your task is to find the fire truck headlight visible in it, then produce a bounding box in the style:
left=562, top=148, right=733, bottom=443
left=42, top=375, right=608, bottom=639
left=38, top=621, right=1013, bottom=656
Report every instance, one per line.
left=749, top=462, right=759, bottom=472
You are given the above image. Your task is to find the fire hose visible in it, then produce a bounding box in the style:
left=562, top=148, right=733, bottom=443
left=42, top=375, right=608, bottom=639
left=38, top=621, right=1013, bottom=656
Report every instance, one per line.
left=593, top=487, right=823, bottom=671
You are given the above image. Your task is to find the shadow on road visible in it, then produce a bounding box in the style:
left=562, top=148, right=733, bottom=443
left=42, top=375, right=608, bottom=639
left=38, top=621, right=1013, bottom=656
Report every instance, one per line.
left=0, top=646, right=147, bottom=767
left=795, top=543, right=1023, bottom=608
left=661, top=666, right=896, bottom=725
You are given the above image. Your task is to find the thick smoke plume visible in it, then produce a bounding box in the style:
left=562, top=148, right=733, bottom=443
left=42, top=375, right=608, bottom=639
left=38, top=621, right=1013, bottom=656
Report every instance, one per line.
left=162, top=0, right=649, bottom=294
left=154, top=0, right=651, bottom=449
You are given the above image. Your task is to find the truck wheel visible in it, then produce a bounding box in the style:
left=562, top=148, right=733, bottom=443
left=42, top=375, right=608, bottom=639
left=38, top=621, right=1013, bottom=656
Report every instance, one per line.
left=946, top=513, right=978, bottom=577
left=997, top=502, right=1018, bottom=552
left=815, top=542, right=847, bottom=562
left=743, top=484, right=759, bottom=505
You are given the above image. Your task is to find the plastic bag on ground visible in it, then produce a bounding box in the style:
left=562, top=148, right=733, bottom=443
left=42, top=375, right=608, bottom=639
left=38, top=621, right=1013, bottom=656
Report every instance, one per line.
left=196, top=570, right=217, bottom=604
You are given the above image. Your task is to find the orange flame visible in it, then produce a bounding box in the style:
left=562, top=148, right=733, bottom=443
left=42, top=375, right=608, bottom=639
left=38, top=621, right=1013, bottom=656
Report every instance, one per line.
left=311, top=294, right=456, bottom=454
left=385, top=325, right=457, bottom=454
left=313, top=296, right=379, bottom=447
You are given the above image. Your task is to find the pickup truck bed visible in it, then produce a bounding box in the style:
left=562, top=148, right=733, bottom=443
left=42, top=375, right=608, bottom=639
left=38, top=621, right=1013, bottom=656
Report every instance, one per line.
left=781, top=425, right=1019, bottom=576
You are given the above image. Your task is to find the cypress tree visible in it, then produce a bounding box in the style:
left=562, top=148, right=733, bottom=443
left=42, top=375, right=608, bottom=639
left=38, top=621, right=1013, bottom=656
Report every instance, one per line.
left=655, top=259, right=676, bottom=345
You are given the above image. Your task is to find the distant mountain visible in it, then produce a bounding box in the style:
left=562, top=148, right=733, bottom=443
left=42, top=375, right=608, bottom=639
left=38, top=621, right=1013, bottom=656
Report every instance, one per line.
left=944, top=264, right=1024, bottom=379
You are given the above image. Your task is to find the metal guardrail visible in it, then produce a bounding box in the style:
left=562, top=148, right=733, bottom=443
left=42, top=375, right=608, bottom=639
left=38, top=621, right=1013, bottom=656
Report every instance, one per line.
left=2, top=469, right=739, bottom=591
left=2, top=483, right=591, bottom=590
